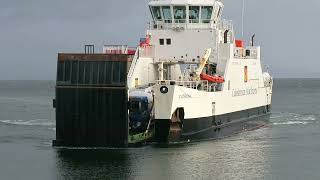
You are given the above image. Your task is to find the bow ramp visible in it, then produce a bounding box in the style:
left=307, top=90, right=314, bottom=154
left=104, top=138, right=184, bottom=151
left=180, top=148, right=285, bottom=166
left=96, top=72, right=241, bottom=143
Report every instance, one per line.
left=53, top=53, right=132, bottom=148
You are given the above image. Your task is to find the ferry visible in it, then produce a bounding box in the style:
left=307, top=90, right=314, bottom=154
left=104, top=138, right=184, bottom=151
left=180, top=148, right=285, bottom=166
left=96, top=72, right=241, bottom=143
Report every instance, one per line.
left=123, top=0, right=273, bottom=143
left=53, top=0, right=273, bottom=147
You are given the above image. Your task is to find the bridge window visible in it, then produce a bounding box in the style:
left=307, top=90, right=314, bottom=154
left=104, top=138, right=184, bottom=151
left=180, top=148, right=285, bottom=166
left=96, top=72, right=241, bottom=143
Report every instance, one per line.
left=162, top=6, right=172, bottom=23
left=189, top=6, right=200, bottom=23
left=151, top=6, right=162, bottom=21
left=173, top=6, right=186, bottom=23
left=201, top=6, right=213, bottom=23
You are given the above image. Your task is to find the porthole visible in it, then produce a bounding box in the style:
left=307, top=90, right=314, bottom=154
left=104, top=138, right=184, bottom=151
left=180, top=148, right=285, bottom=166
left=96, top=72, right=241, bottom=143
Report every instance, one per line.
left=160, top=86, right=168, bottom=94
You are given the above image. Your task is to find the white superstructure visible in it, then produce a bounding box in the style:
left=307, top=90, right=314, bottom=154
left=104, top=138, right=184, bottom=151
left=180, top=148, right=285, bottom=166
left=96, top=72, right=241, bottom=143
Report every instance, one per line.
left=126, top=0, right=273, bottom=141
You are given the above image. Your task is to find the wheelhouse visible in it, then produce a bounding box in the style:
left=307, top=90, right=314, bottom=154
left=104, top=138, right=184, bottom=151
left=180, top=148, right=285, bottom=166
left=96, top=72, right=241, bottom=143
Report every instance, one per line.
left=149, top=0, right=223, bottom=28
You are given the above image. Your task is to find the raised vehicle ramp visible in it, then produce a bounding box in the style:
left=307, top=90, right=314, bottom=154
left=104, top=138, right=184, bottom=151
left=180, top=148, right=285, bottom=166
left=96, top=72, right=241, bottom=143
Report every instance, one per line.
left=53, top=54, right=131, bottom=148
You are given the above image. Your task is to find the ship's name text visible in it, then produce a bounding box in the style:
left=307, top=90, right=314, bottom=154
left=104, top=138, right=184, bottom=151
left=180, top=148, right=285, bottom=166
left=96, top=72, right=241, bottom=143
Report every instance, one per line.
left=179, top=93, right=192, bottom=99
left=232, top=88, right=258, bottom=97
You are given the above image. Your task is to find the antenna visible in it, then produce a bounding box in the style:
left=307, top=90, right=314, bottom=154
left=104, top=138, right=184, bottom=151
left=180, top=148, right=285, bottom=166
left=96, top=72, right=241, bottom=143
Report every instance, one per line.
left=241, top=0, right=245, bottom=38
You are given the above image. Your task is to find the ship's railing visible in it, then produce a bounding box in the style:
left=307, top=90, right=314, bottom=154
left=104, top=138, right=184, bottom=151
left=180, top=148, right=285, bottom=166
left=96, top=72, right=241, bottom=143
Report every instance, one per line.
left=148, top=20, right=215, bottom=30
left=103, top=45, right=136, bottom=55
left=148, top=19, right=233, bottom=31
left=128, top=46, right=154, bottom=81
left=156, top=80, right=212, bottom=92
left=127, top=48, right=139, bottom=78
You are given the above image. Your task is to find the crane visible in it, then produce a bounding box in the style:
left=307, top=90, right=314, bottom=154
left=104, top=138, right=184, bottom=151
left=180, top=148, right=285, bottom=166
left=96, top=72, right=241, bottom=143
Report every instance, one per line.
left=195, top=48, right=212, bottom=81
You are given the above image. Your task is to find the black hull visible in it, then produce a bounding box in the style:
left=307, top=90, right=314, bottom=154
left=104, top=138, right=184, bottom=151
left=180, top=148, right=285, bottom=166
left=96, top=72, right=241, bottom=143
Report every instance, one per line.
left=155, top=105, right=271, bottom=143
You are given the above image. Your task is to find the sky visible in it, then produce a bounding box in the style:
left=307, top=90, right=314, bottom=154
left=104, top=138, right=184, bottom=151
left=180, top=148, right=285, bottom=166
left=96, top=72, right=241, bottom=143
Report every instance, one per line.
left=0, top=0, right=319, bottom=80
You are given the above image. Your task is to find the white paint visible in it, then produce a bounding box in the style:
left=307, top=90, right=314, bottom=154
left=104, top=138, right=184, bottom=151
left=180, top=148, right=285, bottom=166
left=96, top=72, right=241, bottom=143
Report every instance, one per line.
left=127, top=0, right=273, bottom=120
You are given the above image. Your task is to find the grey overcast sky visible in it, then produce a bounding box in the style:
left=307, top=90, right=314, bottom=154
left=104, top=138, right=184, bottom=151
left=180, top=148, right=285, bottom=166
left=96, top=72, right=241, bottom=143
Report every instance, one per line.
left=0, top=0, right=319, bottom=80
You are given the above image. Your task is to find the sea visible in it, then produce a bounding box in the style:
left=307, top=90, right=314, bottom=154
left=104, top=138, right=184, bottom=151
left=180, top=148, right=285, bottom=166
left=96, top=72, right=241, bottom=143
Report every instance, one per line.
left=0, top=79, right=319, bottom=180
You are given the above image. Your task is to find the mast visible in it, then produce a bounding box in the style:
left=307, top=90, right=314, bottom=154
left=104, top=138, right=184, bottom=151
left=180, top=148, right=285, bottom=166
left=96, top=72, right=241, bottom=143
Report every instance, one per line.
left=241, top=0, right=245, bottom=38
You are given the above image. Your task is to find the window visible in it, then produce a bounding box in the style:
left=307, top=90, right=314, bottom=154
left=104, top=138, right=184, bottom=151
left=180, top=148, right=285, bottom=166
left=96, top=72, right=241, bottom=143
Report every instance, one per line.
left=151, top=6, right=162, bottom=21
left=189, top=6, right=200, bottom=23
left=246, top=50, right=251, bottom=56
left=159, top=39, right=164, bottom=45
left=129, top=101, right=140, bottom=113
left=166, top=38, right=171, bottom=45
left=162, top=6, right=172, bottom=23
left=173, top=6, right=186, bottom=23
left=141, top=102, right=148, bottom=111
left=201, top=6, right=213, bottom=23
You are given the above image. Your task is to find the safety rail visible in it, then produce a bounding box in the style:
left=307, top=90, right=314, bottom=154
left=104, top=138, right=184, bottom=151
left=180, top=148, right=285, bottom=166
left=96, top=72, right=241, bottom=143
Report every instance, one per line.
left=148, top=20, right=215, bottom=30
left=156, top=80, right=213, bottom=92
left=127, top=46, right=154, bottom=83
left=103, top=45, right=136, bottom=55
left=127, top=48, right=139, bottom=78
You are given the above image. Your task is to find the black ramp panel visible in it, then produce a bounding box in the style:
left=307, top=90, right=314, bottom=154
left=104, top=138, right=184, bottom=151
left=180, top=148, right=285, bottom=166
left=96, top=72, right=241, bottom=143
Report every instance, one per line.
left=53, top=54, right=131, bottom=148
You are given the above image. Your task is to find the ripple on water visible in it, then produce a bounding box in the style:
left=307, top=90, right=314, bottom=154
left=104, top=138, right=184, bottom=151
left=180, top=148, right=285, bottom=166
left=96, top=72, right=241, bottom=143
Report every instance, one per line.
left=0, top=119, right=55, bottom=126
left=271, top=112, right=318, bottom=126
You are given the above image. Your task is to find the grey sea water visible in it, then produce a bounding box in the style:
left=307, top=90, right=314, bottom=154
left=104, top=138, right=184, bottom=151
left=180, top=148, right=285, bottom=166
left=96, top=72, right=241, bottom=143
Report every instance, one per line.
left=0, top=79, right=319, bottom=180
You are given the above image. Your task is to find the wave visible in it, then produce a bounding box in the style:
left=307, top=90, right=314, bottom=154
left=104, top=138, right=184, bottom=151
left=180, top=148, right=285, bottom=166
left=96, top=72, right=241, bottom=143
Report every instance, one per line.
left=0, top=119, right=55, bottom=126
left=271, top=112, right=318, bottom=126
left=271, top=112, right=316, bottom=120
left=273, top=121, right=311, bottom=126
left=301, top=115, right=316, bottom=121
